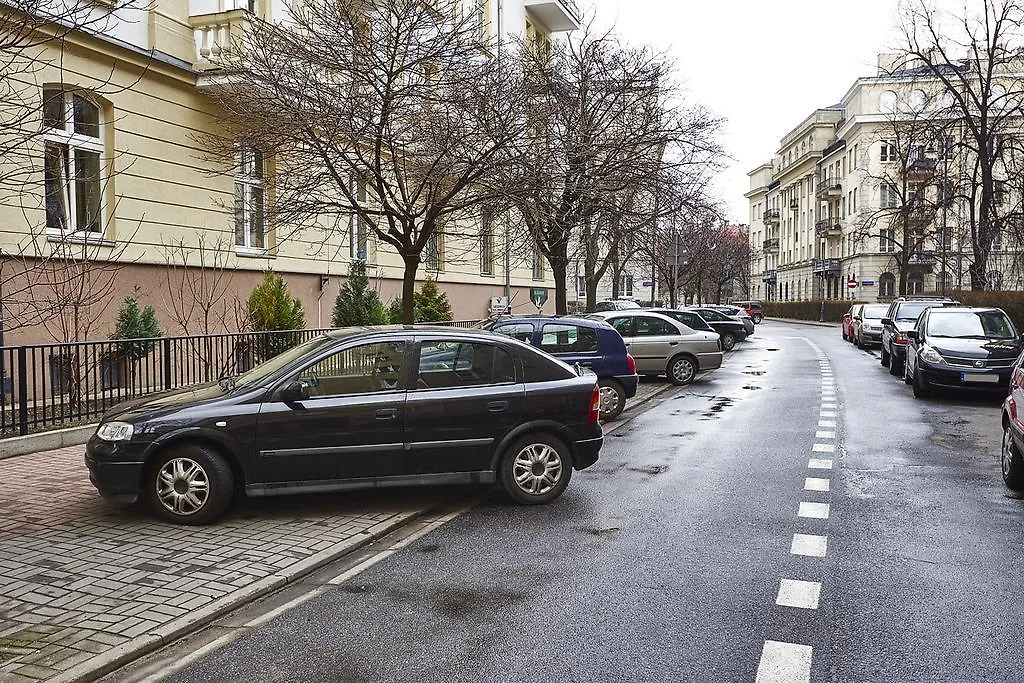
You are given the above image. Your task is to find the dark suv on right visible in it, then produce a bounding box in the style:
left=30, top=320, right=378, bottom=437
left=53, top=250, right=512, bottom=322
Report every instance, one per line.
left=880, top=296, right=959, bottom=376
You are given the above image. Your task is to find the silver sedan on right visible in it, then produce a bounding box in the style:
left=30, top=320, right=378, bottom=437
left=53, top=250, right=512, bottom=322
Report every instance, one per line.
left=587, top=310, right=722, bottom=386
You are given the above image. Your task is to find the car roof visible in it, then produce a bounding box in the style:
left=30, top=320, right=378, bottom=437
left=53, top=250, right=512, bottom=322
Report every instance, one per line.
left=491, top=315, right=613, bottom=329
left=926, top=306, right=1003, bottom=314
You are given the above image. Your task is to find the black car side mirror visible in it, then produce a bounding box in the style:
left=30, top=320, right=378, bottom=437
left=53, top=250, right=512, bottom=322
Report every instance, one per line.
left=280, top=380, right=310, bottom=402
left=906, top=330, right=918, bottom=342
left=881, top=318, right=894, bottom=326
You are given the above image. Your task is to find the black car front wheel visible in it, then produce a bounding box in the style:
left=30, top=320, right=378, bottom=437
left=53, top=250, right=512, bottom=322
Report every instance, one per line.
left=912, top=365, right=931, bottom=399
left=1002, top=422, right=1024, bottom=490
left=147, top=443, right=234, bottom=525
left=597, top=379, right=626, bottom=421
left=501, top=434, right=572, bottom=505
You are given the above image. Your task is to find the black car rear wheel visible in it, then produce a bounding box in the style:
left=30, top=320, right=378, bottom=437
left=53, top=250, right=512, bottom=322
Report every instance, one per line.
left=597, top=379, right=626, bottom=421
left=721, top=332, right=736, bottom=352
left=752, top=314, right=763, bottom=324
left=500, top=434, right=572, bottom=505
left=147, top=443, right=234, bottom=525
left=889, top=353, right=903, bottom=376
left=1002, top=422, right=1024, bottom=490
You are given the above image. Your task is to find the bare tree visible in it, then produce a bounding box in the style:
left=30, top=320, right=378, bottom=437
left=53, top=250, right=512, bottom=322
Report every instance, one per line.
left=897, top=0, right=1024, bottom=289
left=162, top=235, right=238, bottom=336
left=202, top=0, right=528, bottom=323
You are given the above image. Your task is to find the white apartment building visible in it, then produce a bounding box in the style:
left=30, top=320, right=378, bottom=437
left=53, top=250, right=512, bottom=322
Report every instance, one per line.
left=0, top=0, right=581, bottom=344
left=747, top=53, right=1022, bottom=303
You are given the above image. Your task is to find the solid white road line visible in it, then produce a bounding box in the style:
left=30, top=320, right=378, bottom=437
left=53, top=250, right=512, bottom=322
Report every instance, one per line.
left=776, top=579, right=822, bottom=610
left=815, top=430, right=835, bottom=439
left=791, top=533, right=828, bottom=557
left=818, top=420, right=836, bottom=428
left=808, top=458, right=833, bottom=469
left=755, top=641, right=813, bottom=683
left=804, top=477, right=830, bottom=492
left=812, top=443, right=836, bottom=453
left=798, top=501, right=830, bottom=519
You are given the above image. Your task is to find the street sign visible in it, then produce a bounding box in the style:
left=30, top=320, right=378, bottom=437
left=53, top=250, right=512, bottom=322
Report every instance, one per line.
left=642, top=280, right=653, bottom=288
left=847, top=278, right=857, bottom=290
left=861, top=280, right=875, bottom=286
left=530, top=287, right=548, bottom=309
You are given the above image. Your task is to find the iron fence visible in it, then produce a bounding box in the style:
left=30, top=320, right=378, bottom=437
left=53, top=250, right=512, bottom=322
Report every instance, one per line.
left=0, top=321, right=481, bottom=437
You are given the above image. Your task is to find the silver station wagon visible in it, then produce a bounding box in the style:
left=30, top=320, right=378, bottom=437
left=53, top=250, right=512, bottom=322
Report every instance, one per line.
left=586, top=310, right=722, bottom=386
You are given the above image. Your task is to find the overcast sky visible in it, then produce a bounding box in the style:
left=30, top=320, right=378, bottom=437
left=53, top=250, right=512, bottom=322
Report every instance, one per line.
left=594, top=0, right=905, bottom=224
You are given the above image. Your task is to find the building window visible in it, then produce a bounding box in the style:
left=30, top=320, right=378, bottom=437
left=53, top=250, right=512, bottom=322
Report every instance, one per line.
left=425, top=230, right=443, bottom=271
left=479, top=212, right=494, bottom=275
left=879, top=273, right=896, bottom=298
left=908, top=273, right=924, bottom=295
left=880, top=140, right=898, bottom=163
left=235, top=146, right=266, bottom=250
left=880, top=182, right=898, bottom=208
left=471, top=0, right=488, bottom=42
left=879, top=227, right=895, bottom=253
left=993, top=230, right=1003, bottom=251
left=994, top=180, right=1006, bottom=206
left=576, top=275, right=586, bottom=297
left=42, top=88, right=104, bottom=235
left=987, top=271, right=1004, bottom=291
left=349, top=176, right=369, bottom=261
left=531, top=248, right=544, bottom=280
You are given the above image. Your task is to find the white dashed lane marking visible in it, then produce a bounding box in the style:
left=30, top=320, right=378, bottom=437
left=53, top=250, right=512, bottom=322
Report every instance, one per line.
left=820, top=411, right=837, bottom=418
left=815, top=430, right=835, bottom=439
left=818, top=420, right=836, bottom=428
left=776, top=579, right=822, bottom=610
left=798, top=502, right=830, bottom=519
left=808, top=458, right=833, bottom=469
left=804, top=477, right=830, bottom=492
left=755, top=640, right=813, bottom=683
left=791, top=533, right=828, bottom=557
left=812, top=443, right=836, bottom=453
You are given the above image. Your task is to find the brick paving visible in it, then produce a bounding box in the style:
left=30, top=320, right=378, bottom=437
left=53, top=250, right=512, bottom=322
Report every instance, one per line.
left=0, top=445, right=431, bottom=682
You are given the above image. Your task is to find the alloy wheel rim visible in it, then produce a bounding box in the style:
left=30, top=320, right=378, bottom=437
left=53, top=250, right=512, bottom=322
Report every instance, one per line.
left=599, top=386, right=621, bottom=416
left=673, top=359, right=694, bottom=384
left=156, top=457, right=210, bottom=516
left=1003, top=428, right=1013, bottom=476
left=512, top=444, right=562, bottom=495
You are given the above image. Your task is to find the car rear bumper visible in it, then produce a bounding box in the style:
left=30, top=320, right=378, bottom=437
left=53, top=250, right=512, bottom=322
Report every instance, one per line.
left=860, top=331, right=881, bottom=342
left=615, top=374, right=639, bottom=398
left=573, top=435, right=602, bottom=470
left=697, top=352, right=723, bottom=371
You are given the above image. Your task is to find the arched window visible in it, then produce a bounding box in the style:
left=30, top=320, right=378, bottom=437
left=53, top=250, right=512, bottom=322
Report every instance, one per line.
left=987, top=271, right=1004, bottom=291
left=909, top=89, right=926, bottom=111
left=42, top=87, right=105, bottom=235
left=908, top=273, right=924, bottom=294
left=879, top=272, right=896, bottom=298
left=939, top=89, right=955, bottom=109
left=991, top=83, right=1007, bottom=109
left=880, top=90, right=897, bottom=113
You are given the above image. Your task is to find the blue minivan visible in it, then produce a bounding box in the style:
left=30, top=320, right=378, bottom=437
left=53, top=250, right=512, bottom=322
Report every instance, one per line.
left=489, top=316, right=639, bottom=420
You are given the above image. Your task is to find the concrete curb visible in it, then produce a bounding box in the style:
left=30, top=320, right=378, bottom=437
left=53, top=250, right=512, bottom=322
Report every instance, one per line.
left=0, top=423, right=97, bottom=460
left=51, top=508, right=431, bottom=683
left=768, top=317, right=840, bottom=329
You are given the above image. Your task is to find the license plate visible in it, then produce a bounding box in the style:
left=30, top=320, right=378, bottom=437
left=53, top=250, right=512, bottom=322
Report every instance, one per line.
left=960, top=372, right=999, bottom=384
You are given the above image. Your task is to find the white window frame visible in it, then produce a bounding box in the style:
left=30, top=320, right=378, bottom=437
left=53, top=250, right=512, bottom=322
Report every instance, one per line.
left=425, top=230, right=443, bottom=272
left=531, top=248, right=545, bottom=280
left=880, top=140, right=897, bottom=163
left=479, top=211, right=494, bottom=275
left=349, top=175, right=368, bottom=262
left=42, top=88, right=105, bottom=238
left=235, top=147, right=267, bottom=253
left=879, top=227, right=895, bottom=253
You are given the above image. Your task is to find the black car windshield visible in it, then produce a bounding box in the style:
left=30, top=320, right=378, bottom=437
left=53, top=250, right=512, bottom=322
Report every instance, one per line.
left=928, top=311, right=1018, bottom=339
left=896, top=303, right=941, bottom=321
left=231, top=335, right=334, bottom=389
left=862, top=305, right=888, bottom=319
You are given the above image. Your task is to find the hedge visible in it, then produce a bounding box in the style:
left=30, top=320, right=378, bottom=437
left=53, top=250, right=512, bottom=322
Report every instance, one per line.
left=766, top=290, right=1024, bottom=331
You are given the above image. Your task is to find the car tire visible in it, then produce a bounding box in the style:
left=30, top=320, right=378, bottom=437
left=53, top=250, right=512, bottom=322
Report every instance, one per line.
left=903, top=357, right=913, bottom=384
left=1001, top=422, right=1024, bottom=490
left=147, top=443, right=234, bottom=525
left=500, top=434, right=573, bottom=505
left=889, top=354, right=902, bottom=376
left=667, top=354, right=697, bottom=386
left=842, top=328, right=848, bottom=341
left=856, top=334, right=864, bottom=349
left=752, top=314, right=763, bottom=324
left=912, top=364, right=931, bottom=398
left=721, top=333, right=736, bottom=352
left=880, top=345, right=890, bottom=367
left=597, top=379, right=626, bottom=421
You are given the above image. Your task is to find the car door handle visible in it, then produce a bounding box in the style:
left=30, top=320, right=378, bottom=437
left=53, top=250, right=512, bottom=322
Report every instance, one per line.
left=669, top=342, right=678, bottom=346
left=579, top=362, right=594, bottom=367
left=487, top=400, right=509, bottom=413
left=375, top=408, right=399, bottom=420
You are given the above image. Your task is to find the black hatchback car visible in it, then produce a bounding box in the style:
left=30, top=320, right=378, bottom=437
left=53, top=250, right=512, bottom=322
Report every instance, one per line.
left=86, top=327, right=603, bottom=525
left=904, top=307, right=1023, bottom=398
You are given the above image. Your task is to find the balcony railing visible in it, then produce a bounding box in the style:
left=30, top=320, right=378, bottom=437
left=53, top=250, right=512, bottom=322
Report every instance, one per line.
left=812, top=258, right=842, bottom=277
left=815, top=177, right=842, bottom=200
left=905, top=206, right=934, bottom=226
left=191, top=9, right=250, bottom=72
left=762, top=269, right=777, bottom=282
left=814, top=217, right=841, bottom=238
left=763, top=208, right=780, bottom=224
left=789, top=198, right=800, bottom=211
left=762, top=237, right=779, bottom=252
left=906, top=250, right=936, bottom=267
left=906, top=156, right=938, bottom=179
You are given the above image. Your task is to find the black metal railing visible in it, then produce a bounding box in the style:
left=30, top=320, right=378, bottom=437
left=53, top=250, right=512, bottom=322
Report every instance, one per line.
left=814, top=217, right=841, bottom=237
left=763, top=208, right=780, bottom=222
left=0, top=321, right=482, bottom=438
left=812, top=258, right=842, bottom=277
left=763, top=238, right=780, bottom=251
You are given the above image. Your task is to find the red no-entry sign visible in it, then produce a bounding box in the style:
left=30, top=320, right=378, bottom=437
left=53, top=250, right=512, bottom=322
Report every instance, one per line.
left=847, top=278, right=857, bottom=289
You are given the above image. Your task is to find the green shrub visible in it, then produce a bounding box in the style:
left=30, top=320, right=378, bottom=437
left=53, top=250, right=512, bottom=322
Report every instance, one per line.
left=111, top=296, right=162, bottom=360
left=247, top=271, right=305, bottom=331
left=765, top=300, right=867, bottom=323
left=413, top=278, right=453, bottom=323
left=927, top=290, right=1024, bottom=332
left=386, top=298, right=404, bottom=324
left=332, top=261, right=388, bottom=327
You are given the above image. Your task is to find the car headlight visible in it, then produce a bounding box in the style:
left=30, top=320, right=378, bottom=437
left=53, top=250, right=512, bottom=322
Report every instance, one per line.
left=863, top=324, right=875, bottom=331
left=96, top=421, right=134, bottom=441
left=919, top=345, right=944, bottom=365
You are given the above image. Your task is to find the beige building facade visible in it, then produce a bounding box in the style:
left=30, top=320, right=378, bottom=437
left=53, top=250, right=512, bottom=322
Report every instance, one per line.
left=747, top=53, right=1024, bottom=304
left=0, top=0, right=582, bottom=345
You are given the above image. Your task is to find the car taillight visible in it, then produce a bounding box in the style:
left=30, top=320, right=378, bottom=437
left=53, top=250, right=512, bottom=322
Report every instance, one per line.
left=895, top=333, right=907, bottom=344
left=588, top=384, right=600, bottom=423
left=717, top=337, right=722, bottom=350
left=626, top=353, right=636, bottom=375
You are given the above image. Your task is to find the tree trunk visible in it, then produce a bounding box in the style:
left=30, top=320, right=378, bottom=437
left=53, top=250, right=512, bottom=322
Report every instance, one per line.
left=549, top=259, right=569, bottom=315
left=401, top=253, right=419, bottom=324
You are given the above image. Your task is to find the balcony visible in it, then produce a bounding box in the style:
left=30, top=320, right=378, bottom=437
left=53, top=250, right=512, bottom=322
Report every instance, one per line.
left=906, top=250, right=936, bottom=268
left=763, top=237, right=779, bottom=253
left=812, top=258, right=842, bottom=277
left=906, top=156, right=938, bottom=180
left=789, top=198, right=800, bottom=211
left=762, top=269, right=777, bottom=283
left=815, top=177, right=842, bottom=201
left=191, top=10, right=250, bottom=77
left=524, top=0, right=581, bottom=32
left=814, top=217, right=841, bottom=238
left=763, top=208, right=780, bottom=225
left=905, top=206, right=934, bottom=226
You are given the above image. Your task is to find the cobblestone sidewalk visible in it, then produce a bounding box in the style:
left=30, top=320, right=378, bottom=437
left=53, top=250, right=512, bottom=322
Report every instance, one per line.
left=0, top=446, right=437, bottom=682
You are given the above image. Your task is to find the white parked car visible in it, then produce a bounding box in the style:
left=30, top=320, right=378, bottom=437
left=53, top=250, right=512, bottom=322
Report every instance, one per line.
left=586, top=310, right=722, bottom=386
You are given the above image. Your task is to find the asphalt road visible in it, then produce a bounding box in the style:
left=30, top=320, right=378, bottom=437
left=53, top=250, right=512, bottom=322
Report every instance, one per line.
left=116, top=322, right=1023, bottom=683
